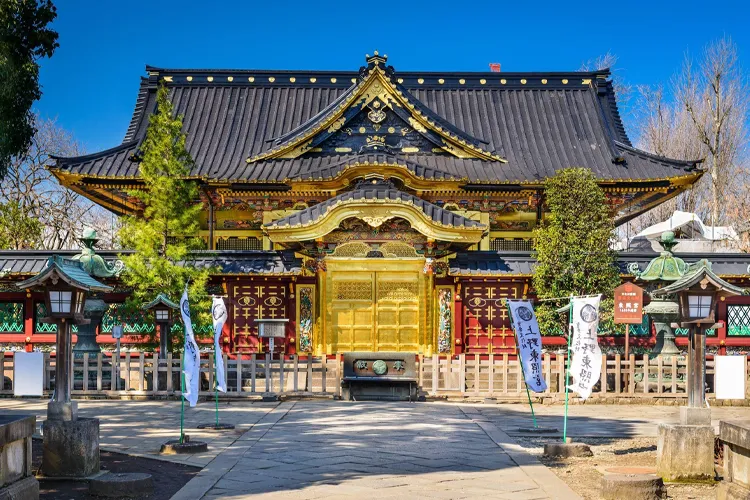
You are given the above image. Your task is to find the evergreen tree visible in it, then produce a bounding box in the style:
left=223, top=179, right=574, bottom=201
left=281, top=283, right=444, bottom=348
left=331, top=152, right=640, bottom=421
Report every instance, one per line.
left=119, top=83, right=211, bottom=347
left=532, top=168, right=620, bottom=334
left=0, top=0, right=58, bottom=178
left=0, top=200, right=41, bottom=249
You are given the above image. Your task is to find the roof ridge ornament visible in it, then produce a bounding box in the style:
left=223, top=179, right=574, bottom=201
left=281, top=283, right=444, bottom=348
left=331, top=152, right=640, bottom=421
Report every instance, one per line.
left=365, top=51, right=388, bottom=67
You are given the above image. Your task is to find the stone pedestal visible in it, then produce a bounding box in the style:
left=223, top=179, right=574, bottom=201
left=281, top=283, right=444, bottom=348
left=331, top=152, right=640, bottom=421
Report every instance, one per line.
left=47, top=401, right=77, bottom=422
left=42, top=418, right=100, bottom=478
left=680, top=406, right=712, bottom=426
left=656, top=423, right=715, bottom=481
left=718, top=420, right=750, bottom=499
left=0, top=415, right=38, bottom=500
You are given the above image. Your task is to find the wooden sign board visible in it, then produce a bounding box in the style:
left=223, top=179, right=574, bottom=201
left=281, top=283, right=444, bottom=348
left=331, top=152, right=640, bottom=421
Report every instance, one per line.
left=614, top=282, right=644, bottom=324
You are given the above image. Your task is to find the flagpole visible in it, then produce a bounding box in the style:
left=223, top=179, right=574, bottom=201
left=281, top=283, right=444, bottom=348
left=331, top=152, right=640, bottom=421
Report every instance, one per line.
left=563, top=296, right=573, bottom=443
left=180, top=352, right=185, bottom=444
left=214, top=349, right=219, bottom=427
left=506, top=300, right=537, bottom=428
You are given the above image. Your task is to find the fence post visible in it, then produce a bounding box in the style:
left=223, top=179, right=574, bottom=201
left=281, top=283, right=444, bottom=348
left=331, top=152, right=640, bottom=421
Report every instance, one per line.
left=321, top=355, right=327, bottom=394
left=642, top=354, right=649, bottom=394
left=236, top=355, right=243, bottom=393
left=280, top=354, right=285, bottom=394
left=306, top=355, right=313, bottom=393
left=600, top=355, right=607, bottom=395
left=138, top=352, right=145, bottom=392
left=544, top=353, right=552, bottom=395
left=264, top=352, right=270, bottom=393
left=614, top=354, right=621, bottom=394
left=671, top=356, right=678, bottom=394
left=488, top=354, right=495, bottom=396
left=557, top=354, right=564, bottom=396
left=474, top=354, right=480, bottom=396
left=82, top=355, right=89, bottom=392
left=628, top=354, right=635, bottom=394
left=333, top=354, right=344, bottom=399
left=152, top=352, right=159, bottom=393
left=208, top=353, right=214, bottom=395
left=124, top=352, right=131, bottom=391
left=431, top=354, right=438, bottom=395
left=166, top=352, right=173, bottom=393
left=293, top=355, right=299, bottom=392
left=96, top=353, right=103, bottom=392
left=250, top=354, right=256, bottom=393
left=656, top=355, right=663, bottom=395
left=459, top=354, right=466, bottom=394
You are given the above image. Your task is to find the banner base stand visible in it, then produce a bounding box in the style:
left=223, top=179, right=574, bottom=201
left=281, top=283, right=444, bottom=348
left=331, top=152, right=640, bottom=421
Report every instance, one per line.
left=197, top=423, right=235, bottom=430
left=543, top=442, right=593, bottom=458
left=517, top=427, right=559, bottom=434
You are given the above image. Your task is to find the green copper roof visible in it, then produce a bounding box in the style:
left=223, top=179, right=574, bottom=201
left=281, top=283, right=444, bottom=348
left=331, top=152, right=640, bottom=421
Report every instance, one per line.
left=628, top=231, right=689, bottom=281
left=142, top=293, right=179, bottom=311
left=16, top=255, right=113, bottom=292
left=651, top=259, right=747, bottom=297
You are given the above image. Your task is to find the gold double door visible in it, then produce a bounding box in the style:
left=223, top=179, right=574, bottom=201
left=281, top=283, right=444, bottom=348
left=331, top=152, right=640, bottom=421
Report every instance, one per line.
left=325, top=259, right=425, bottom=353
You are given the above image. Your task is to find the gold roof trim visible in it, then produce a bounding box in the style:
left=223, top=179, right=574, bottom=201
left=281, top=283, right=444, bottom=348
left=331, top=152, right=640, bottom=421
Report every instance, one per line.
left=245, top=64, right=505, bottom=164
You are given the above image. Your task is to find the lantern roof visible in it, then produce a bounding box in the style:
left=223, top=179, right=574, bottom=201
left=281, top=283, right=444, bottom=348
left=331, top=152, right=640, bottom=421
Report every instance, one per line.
left=16, top=255, right=113, bottom=292
left=651, top=258, right=746, bottom=297
left=628, top=231, right=689, bottom=281
left=141, top=293, right=179, bottom=311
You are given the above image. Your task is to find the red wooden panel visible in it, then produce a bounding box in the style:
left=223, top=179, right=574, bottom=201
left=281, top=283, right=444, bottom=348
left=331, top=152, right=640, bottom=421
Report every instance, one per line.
left=462, top=283, right=521, bottom=354
left=231, top=281, right=287, bottom=354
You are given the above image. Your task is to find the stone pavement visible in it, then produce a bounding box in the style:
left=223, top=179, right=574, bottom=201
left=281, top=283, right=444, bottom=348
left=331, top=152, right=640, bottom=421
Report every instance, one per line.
left=0, top=399, right=746, bottom=499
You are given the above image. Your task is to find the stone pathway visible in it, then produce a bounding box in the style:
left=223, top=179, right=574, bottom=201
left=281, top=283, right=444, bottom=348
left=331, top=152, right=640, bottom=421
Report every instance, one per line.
left=1, top=399, right=745, bottom=499
left=173, top=402, right=579, bottom=500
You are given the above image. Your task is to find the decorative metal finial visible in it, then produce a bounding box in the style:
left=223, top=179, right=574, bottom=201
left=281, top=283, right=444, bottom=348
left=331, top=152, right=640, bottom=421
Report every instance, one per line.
left=365, top=51, right=388, bottom=66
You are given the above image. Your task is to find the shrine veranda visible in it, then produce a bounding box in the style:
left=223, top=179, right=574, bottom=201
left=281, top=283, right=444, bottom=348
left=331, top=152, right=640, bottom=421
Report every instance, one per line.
left=2, top=53, right=750, bottom=357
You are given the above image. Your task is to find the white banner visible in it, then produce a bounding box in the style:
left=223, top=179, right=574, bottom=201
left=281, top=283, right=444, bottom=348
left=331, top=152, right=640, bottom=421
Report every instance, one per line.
left=180, top=286, right=200, bottom=407
left=568, top=295, right=602, bottom=400
left=508, top=300, right=547, bottom=392
left=211, top=297, right=228, bottom=393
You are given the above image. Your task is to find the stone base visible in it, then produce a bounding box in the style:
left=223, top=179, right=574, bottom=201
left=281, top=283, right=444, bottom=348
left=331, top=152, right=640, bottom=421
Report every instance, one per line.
left=717, top=481, right=750, bottom=500
left=656, top=423, right=714, bottom=481
left=680, top=406, right=712, bottom=426
left=42, top=418, right=100, bottom=478
left=0, top=475, right=39, bottom=500
left=517, top=427, right=559, bottom=434
left=160, top=438, right=208, bottom=455
left=47, top=401, right=78, bottom=422
left=197, top=423, right=235, bottom=430
left=89, top=472, right=153, bottom=498
left=261, top=392, right=280, bottom=402
left=600, top=473, right=665, bottom=499
left=543, top=442, right=593, bottom=458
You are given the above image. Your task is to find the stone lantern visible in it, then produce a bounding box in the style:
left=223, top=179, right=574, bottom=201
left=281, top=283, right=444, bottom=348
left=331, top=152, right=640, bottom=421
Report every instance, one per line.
left=650, top=258, right=746, bottom=481
left=16, top=256, right=113, bottom=478
left=70, top=229, right=123, bottom=359
left=142, top=293, right=179, bottom=359
left=627, top=231, right=688, bottom=356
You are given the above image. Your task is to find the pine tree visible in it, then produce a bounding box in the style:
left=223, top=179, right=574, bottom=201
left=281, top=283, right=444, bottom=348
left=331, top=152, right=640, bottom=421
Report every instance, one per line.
left=532, top=168, right=621, bottom=334
left=118, top=82, right=211, bottom=347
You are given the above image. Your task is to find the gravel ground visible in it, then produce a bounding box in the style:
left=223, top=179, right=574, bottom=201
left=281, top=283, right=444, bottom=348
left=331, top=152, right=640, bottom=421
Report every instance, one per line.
left=513, top=436, right=718, bottom=499
left=32, top=438, right=199, bottom=499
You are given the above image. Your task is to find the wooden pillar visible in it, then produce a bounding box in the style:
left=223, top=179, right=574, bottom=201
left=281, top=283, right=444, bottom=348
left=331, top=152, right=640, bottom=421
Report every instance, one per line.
left=24, top=293, right=34, bottom=345
left=454, top=282, right=464, bottom=355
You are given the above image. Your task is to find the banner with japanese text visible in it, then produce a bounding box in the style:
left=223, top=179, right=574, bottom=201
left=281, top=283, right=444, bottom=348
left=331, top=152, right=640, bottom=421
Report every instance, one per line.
left=211, top=297, right=228, bottom=393
left=508, top=300, right=547, bottom=392
left=568, top=295, right=602, bottom=400
left=180, top=286, right=200, bottom=407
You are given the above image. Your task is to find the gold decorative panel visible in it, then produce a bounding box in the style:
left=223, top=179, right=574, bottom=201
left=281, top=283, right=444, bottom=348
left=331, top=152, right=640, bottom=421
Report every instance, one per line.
left=326, top=262, right=424, bottom=353
left=334, top=281, right=373, bottom=301
left=379, top=241, right=418, bottom=257
left=331, top=241, right=370, bottom=257
left=377, top=281, right=419, bottom=301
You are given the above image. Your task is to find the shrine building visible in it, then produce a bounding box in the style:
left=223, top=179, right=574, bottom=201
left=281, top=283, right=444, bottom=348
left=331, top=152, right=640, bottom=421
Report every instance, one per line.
left=2, top=52, right=750, bottom=356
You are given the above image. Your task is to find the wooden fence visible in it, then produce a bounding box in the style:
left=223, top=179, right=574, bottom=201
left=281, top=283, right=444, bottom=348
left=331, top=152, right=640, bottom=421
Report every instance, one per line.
left=1, top=352, right=748, bottom=400
left=0, top=352, right=342, bottom=398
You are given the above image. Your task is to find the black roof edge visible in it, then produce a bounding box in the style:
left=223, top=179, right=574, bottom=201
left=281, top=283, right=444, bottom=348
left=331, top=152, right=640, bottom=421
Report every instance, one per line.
left=460, top=184, right=526, bottom=191
left=51, top=140, right=140, bottom=167
left=615, top=141, right=703, bottom=168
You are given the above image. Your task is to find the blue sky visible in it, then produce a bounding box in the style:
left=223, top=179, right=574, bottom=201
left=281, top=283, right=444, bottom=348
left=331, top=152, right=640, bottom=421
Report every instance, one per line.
left=37, top=0, right=750, bottom=153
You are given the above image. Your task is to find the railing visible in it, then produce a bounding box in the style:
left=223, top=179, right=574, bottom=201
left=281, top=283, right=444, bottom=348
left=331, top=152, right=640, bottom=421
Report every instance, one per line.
left=2, top=351, right=748, bottom=400
left=420, top=353, right=750, bottom=399
left=0, top=352, right=341, bottom=398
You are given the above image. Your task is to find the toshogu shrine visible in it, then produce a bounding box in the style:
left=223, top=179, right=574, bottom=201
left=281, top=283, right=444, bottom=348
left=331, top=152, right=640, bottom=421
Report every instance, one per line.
left=2, top=52, right=750, bottom=357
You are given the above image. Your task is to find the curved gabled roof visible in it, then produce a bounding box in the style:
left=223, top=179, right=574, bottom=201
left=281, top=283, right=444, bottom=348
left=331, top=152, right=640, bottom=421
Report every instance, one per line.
left=52, top=55, right=702, bottom=186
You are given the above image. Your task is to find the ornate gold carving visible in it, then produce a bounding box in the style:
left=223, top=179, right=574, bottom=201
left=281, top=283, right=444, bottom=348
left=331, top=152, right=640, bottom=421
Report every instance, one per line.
left=227, top=76, right=234, bottom=82
left=186, top=76, right=193, bottom=82
left=268, top=77, right=275, bottom=82
left=361, top=215, right=394, bottom=228
left=365, top=135, right=385, bottom=148
left=334, top=147, right=352, bottom=153
left=459, top=79, right=466, bottom=85
left=334, top=281, right=372, bottom=300
left=582, top=78, right=592, bottom=85
left=248, top=77, right=255, bottom=82
left=379, top=241, right=418, bottom=258
left=310, top=77, right=317, bottom=83
left=367, top=108, right=386, bottom=124
left=520, top=79, right=527, bottom=84
left=207, top=76, right=213, bottom=82
left=401, top=147, right=419, bottom=153
left=562, top=79, right=568, bottom=84
left=377, top=281, right=418, bottom=301
left=501, top=79, right=507, bottom=84
left=327, top=117, right=346, bottom=133
left=408, top=117, right=427, bottom=134
left=331, top=78, right=337, bottom=83
left=332, top=241, right=371, bottom=257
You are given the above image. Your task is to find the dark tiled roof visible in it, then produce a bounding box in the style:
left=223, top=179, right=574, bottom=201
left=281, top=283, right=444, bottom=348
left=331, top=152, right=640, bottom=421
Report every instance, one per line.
left=266, top=180, right=485, bottom=229
left=16, top=256, right=113, bottom=292
left=0, top=250, right=302, bottom=277
left=449, top=251, right=750, bottom=277
left=53, top=62, right=700, bottom=184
